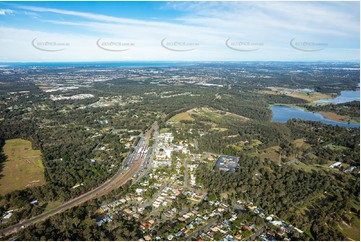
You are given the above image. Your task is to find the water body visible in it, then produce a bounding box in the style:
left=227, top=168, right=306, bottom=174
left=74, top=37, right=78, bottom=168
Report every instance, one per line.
left=271, top=105, right=359, bottom=128
left=316, top=89, right=360, bottom=104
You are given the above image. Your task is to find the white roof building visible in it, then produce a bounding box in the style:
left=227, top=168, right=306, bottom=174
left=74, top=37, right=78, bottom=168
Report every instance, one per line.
left=136, top=188, right=143, bottom=195
left=3, top=210, right=13, bottom=219
left=159, top=133, right=174, bottom=143
left=329, top=162, right=342, bottom=168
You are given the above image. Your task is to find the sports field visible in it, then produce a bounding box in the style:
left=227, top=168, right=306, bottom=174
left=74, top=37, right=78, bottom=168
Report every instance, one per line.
left=0, top=139, right=45, bottom=195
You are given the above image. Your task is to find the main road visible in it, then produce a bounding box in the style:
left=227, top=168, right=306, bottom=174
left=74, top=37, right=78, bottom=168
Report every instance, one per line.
left=0, top=122, right=157, bottom=238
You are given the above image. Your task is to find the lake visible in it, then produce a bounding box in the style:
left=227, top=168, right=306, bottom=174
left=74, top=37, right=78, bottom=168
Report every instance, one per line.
left=316, top=89, right=360, bottom=104
left=271, top=105, right=360, bottom=128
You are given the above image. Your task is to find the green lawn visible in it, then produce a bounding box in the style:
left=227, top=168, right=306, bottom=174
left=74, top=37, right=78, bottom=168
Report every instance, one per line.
left=160, top=128, right=170, bottom=133
left=44, top=200, right=63, bottom=211
left=328, top=145, right=349, bottom=152
left=291, top=162, right=323, bottom=173
left=0, top=138, right=45, bottom=195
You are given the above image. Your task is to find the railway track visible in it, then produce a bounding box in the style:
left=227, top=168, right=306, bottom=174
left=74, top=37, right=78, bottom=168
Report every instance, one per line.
left=0, top=123, right=156, bottom=238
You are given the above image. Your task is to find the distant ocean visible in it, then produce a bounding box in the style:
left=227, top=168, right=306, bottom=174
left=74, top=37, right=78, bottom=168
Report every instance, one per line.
left=1, top=61, right=359, bottom=68
left=0, top=61, right=198, bottom=68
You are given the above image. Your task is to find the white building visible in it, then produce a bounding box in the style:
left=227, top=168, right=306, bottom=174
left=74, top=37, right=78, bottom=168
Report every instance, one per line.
left=329, top=162, right=342, bottom=168
left=190, top=174, right=196, bottom=186
left=156, top=146, right=172, bottom=160
left=136, top=188, right=143, bottom=195
left=159, top=133, right=174, bottom=143
left=154, top=160, right=172, bottom=167
left=2, top=210, right=13, bottom=219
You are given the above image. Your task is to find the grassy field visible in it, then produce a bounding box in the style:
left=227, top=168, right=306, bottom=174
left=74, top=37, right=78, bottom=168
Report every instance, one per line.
left=338, top=215, right=360, bottom=241
left=288, top=91, right=333, bottom=103
left=168, top=111, right=195, bottom=122
left=294, top=138, right=305, bottom=148
left=196, top=107, right=249, bottom=124
left=0, top=138, right=45, bottom=195
left=262, top=88, right=333, bottom=103
left=327, top=145, right=349, bottom=152
left=259, top=145, right=281, bottom=163
left=159, top=128, right=171, bottom=133
left=290, top=162, right=323, bottom=173
left=44, top=200, right=63, bottom=211
left=168, top=107, right=249, bottom=125
left=259, top=139, right=310, bottom=164
left=210, top=127, right=228, bottom=132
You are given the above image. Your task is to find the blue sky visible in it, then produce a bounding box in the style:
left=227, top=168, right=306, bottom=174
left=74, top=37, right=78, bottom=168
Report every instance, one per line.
left=0, top=1, right=359, bottom=62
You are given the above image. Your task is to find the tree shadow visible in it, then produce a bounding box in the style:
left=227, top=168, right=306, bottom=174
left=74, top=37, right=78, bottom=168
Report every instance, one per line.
left=0, top=139, right=8, bottom=180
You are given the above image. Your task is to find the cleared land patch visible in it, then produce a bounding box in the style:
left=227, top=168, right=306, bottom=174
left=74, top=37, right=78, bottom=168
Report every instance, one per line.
left=168, top=107, right=249, bottom=125
left=259, top=145, right=281, bottom=163
left=168, top=111, right=195, bottom=122
left=338, top=214, right=360, bottom=241
left=159, top=128, right=170, bottom=133
left=259, top=139, right=310, bottom=164
left=195, top=107, right=249, bottom=123
left=261, top=88, right=333, bottom=103
left=0, top=139, right=45, bottom=195
left=288, top=92, right=332, bottom=103
left=319, top=111, right=349, bottom=122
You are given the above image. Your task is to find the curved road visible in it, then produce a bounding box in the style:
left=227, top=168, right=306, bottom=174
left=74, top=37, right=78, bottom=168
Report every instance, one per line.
left=0, top=123, right=156, bottom=238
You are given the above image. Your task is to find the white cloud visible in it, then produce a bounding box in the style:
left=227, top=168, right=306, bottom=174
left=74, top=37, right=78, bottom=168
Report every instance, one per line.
left=0, top=9, right=14, bottom=15
left=24, top=11, right=39, bottom=19
left=1, top=2, right=359, bottom=61
left=17, top=5, right=181, bottom=28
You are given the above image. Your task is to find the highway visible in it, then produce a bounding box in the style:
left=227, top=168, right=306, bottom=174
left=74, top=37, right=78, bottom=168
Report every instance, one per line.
left=0, top=122, right=157, bottom=238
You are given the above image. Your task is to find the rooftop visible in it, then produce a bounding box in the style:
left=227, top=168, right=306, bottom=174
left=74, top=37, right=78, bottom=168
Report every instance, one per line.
left=214, top=155, right=239, bottom=172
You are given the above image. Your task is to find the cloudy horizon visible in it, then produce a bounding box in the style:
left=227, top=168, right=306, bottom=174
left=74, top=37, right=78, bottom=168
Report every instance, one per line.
left=0, top=1, right=359, bottom=62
